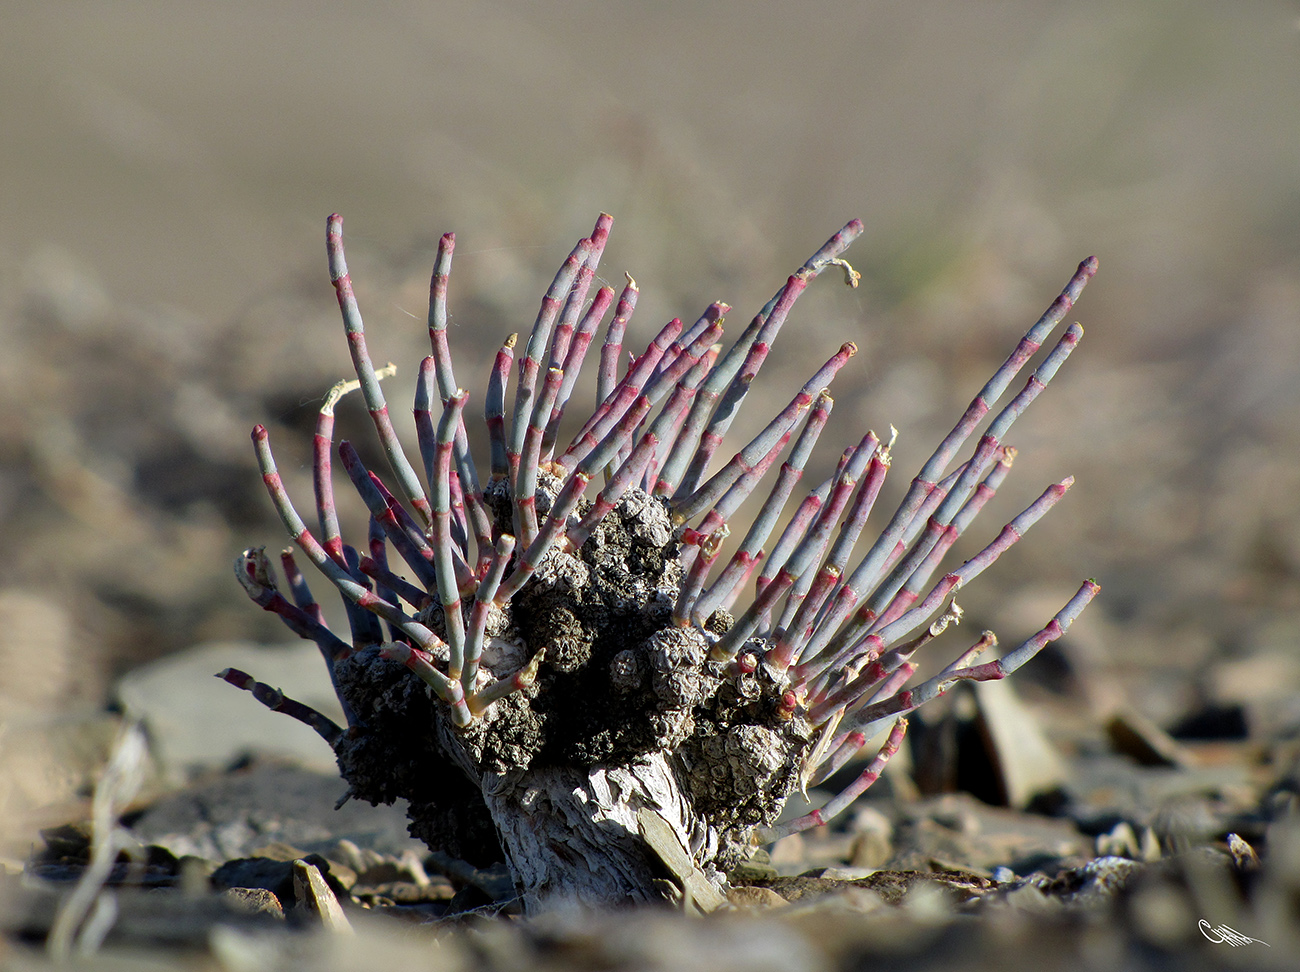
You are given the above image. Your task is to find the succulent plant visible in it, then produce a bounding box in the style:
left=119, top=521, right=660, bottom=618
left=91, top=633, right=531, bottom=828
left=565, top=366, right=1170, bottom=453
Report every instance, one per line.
left=226, top=212, right=1099, bottom=911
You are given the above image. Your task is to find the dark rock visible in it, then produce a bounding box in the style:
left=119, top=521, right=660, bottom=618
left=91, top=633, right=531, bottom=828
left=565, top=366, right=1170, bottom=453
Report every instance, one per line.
left=37, top=823, right=92, bottom=863
left=2, top=880, right=285, bottom=949
left=210, top=853, right=347, bottom=907
left=1106, top=708, right=1193, bottom=768
left=1170, top=703, right=1249, bottom=741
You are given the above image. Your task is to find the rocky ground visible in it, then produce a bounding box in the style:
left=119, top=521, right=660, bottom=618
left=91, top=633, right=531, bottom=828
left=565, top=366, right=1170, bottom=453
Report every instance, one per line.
left=2, top=632, right=1298, bottom=970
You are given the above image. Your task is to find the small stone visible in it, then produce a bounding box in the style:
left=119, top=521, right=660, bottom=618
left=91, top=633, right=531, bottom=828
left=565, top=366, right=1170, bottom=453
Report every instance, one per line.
left=251, top=840, right=309, bottom=862
left=39, top=822, right=93, bottom=862
left=321, top=858, right=358, bottom=891
left=353, top=878, right=456, bottom=904
left=726, top=885, right=788, bottom=909
left=221, top=886, right=284, bottom=919
left=808, top=866, right=880, bottom=881
left=926, top=857, right=993, bottom=881
left=1057, top=855, right=1144, bottom=904
left=212, top=857, right=300, bottom=905
left=1105, top=707, right=1192, bottom=768
left=1004, top=882, right=1060, bottom=913
left=1139, top=826, right=1163, bottom=862
left=973, top=676, right=1066, bottom=807
left=332, top=838, right=384, bottom=877
left=211, top=853, right=349, bottom=907
left=178, top=855, right=218, bottom=894
left=350, top=855, right=412, bottom=885
left=728, top=859, right=779, bottom=884
left=1095, top=820, right=1141, bottom=858
left=398, top=848, right=432, bottom=886
left=767, top=833, right=806, bottom=866
left=293, top=859, right=353, bottom=933
left=1227, top=833, right=1261, bottom=871
left=848, top=806, right=892, bottom=869
left=1129, top=881, right=1194, bottom=948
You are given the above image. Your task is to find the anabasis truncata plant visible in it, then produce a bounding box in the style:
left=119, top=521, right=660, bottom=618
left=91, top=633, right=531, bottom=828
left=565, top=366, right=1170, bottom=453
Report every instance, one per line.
left=226, top=212, right=1100, bottom=911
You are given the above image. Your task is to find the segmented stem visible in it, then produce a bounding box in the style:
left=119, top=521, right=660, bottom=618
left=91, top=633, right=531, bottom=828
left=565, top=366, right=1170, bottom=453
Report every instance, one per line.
left=467, top=649, right=546, bottom=717
left=756, top=717, right=907, bottom=842
left=234, top=549, right=353, bottom=671
left=433, top=391, right=470, bottom=678
left=327, top=214, right=433, bottom=527
left=816, top=580, right=1099, bottom=780
left=673, top=220, right=864, bottom=497
left=379, top=642, right=472, bottom=727
left=316, top=369, right=395, bottom=565
left=799, top=476, right=1074, bottom=691
left=694, top=391, right=834, bottom=620
left=337, top=441, right=439, bottom=590
left=673, top=342, right=855, bottom=524
left=571, top=347, right=717, bottom=552
left=218, top=668, right=344, bottom=747
left=253, top=424, right=447, bottom=658
left=463, top=533, right=515, bottom=693
left=487, top=334, right=518, bottom=482
left=597, top=274, right=638, bottom=407
left=544, top=284, right=616, bottom=457
left=558, top=316, right=683, bottom=476
left=245, top=211, right=1099, bottom=755
left=507, top=238, right=593, bottom=491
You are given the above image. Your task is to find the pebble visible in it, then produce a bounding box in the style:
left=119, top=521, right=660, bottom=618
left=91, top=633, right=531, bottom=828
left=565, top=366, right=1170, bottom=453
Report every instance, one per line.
left=221, top=887, right=284, bottom=919
left=1105, top=707, right=1192, bottom=768
left=972, top=676, right=1067, bottom=807
left=292, top=859, right=353, bottom=933
left=726, top=886, right=789, bottom=909
left=847, top=806, right=893, bottom=869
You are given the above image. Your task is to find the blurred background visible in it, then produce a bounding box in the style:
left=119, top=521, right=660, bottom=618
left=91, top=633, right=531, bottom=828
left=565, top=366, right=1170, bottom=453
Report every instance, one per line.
left=2, top=0, right=1299, bottom=843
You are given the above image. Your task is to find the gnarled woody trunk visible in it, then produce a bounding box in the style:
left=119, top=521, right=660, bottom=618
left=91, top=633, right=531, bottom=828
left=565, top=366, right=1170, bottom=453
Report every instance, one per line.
left=230, top=211, right=1099, bottom=912
left=484, top=758, right=710, bottom=907
left=325, top=482, right=811, bottom=909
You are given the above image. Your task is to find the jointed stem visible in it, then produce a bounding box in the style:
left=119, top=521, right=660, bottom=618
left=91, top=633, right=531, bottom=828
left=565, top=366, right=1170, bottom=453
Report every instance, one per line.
left=433, top=391, right=471, bottom=679
left=508, top=238, right=593, bottom=492
left=756, top=717, right=906, bottom=843
left=327, top=215, right=433, bottom=528
left=218, top=668, right=344, bottom=746
left=597, top=274, right=638, bottom=407
left=487, top=334, right=517, bottom=482
left=253, top=424, right=450, bottom=662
